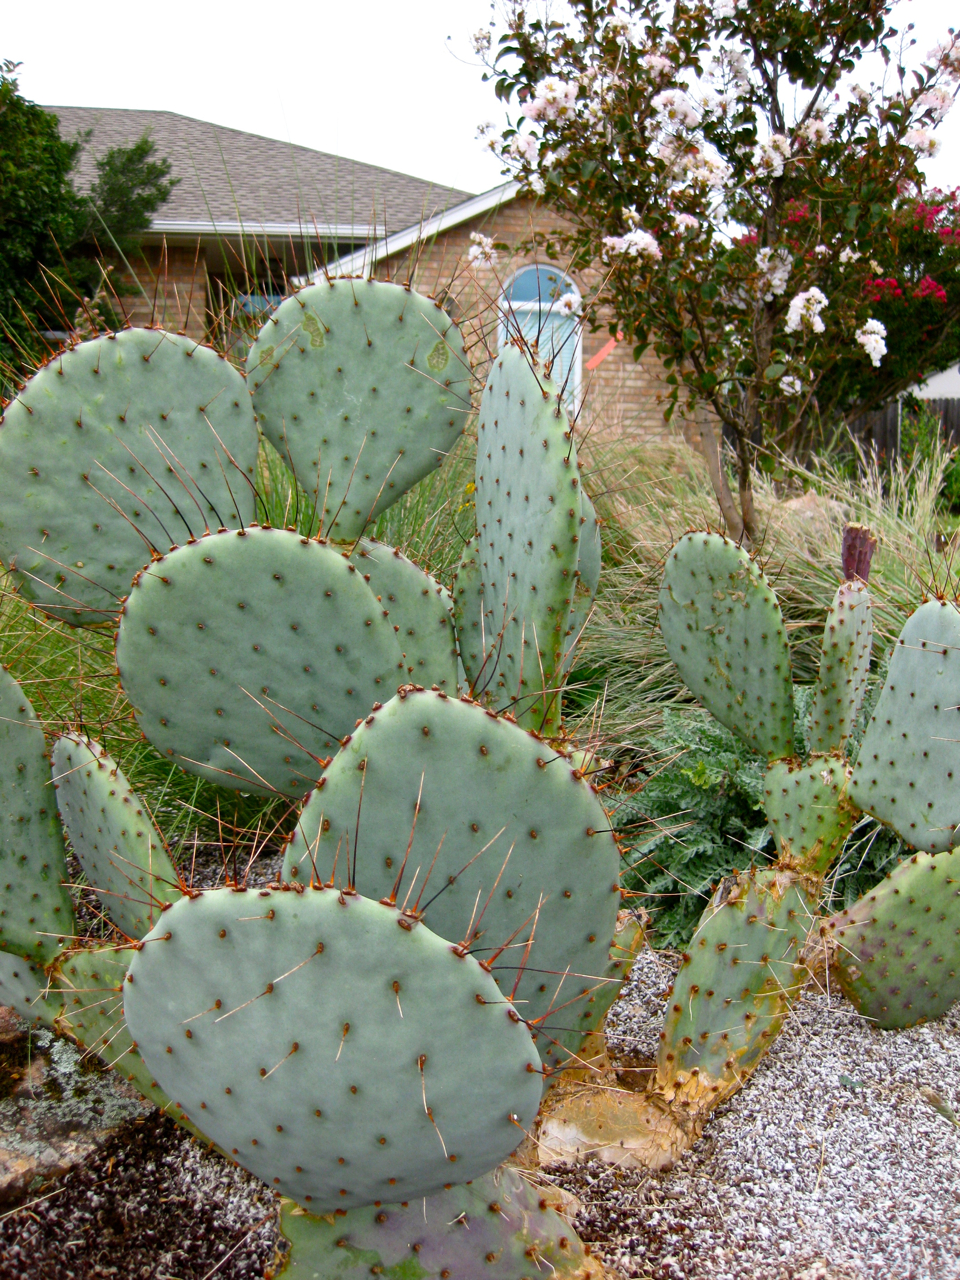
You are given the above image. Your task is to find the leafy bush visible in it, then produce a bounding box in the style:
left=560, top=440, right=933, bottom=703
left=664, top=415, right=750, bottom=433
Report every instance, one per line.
left=617, top=682, right=907, bottom=948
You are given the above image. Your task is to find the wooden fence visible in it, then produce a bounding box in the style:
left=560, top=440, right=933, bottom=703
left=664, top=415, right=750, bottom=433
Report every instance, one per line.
left=849, top=398, right=960, bottom=463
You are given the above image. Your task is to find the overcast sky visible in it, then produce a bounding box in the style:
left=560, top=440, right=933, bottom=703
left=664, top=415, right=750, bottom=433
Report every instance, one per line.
left=5, top=0, right=958, bottom=195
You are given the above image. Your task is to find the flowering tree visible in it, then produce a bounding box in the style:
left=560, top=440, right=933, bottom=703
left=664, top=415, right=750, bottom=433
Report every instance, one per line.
left=476, top=2, right=960, bottom=539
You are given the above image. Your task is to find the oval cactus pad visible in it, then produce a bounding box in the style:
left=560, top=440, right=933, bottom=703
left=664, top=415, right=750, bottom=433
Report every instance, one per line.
left=850, top=599, right=960, bottom=852
left=824, top=848, right=960, bottom=1028
left=124, top=888, right=542, bottom=1210
left=116, top=526, right=405, bottom=797
left=247, top=280, right=470, bottom=542
left=283, top=688, right=621, bottom=1070
left=659, top=532, right=794, bottom=759
left=475, top=345, right=583, bottom=733
left=349, top=538, right=458, bottom=691
left=276, top=1167, right=599, bottom=1279
left=0, top=329, right=257, bottom=625
left=52, top=735, right=180, bottom=940
left=0, top=665, right=74, bottom=964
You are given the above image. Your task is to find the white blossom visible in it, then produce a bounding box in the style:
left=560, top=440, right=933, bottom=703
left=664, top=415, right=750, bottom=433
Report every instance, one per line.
left=928, top=40, right=960, bottom=82
left=753, top=134, right=792, bottom=178
left=813, top=244, right=830, bottom=257
left=688, top=154, right=733, bottom=187
left=799, top=117, right=832, bottom=146
left=509, top=133, right=540, bottom=165
left=785, top=287, right=828, bottom=335
left=467, top=232, right=498, bottom=266
left=916, top=88, right=954, bottom=123
left=602, top=228, right=662, bottom=261
left=555, top=292, right=581, bottom=317
left=674, top=213, right=700, bottom=231
left=470, top=28, right=492, bottom=56
left=652, top=89, right=700, bottom=129
left=850, top=83, right=871, bottom=105
left=780, top=375, right=803, bottom=396
left=903, top=127, right=940, bottom=157
left=521, top=77, right=579, bottom=122
left=606, top=8, right=646, bottom=49
left=643, top=53, right=674, bottom=76
left=716, top=0, right=736, bottom=18
left=856, top=318, right=887, bottom=367
left=756, top=247, right=793, bottom=300
left=528, top=173, right=546, bottom=195
left=839, top=247, right=861, bottom=265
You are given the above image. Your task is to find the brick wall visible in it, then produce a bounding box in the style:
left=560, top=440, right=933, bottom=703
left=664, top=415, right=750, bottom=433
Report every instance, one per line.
left=108, top=242, right=208, bottom=340
left=368, top=195, right=699, bottom=447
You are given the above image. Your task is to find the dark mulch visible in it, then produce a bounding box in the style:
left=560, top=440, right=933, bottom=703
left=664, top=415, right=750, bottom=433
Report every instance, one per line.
left=0, top=1113, right=284, bottom=1280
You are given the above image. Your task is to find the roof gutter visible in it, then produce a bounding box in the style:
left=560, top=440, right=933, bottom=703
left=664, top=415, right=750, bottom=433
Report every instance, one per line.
left=295, top=181, right=520, bottom=285
left=147, top=219, right=374, bottom=239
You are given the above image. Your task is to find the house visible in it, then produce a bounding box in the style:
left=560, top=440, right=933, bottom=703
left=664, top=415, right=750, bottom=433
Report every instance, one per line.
left=49, top=106, right=685, bottom=443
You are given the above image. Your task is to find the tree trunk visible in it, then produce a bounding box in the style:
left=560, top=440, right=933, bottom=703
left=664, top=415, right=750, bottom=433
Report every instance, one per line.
left=697, top=409, right=746, bottom=543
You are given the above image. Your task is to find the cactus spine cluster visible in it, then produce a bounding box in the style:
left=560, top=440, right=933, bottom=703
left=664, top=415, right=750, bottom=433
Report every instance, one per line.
left=0, top=281, right=617, bottom=1276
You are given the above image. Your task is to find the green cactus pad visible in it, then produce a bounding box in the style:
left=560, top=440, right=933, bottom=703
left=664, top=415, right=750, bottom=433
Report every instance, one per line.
left=282, top=688, right=621, bottom=1072
left=350, top=538, right=458, bottom=692
left=824, top=848, right=960, bottom=1028
left=764, top=756, right=857, bottom=877
left=0, top=329, right=257, bottom=625
left=124, top=887, right=542, bottom=1210
left=659, top=532, right=794, bottom=760
left=51, top=735, right=180, bottom=940
left=808, top=581, right=873, bottom=755
left=475, top=345, right=582, bottom=734
left=0, top=951, right=63, bottom=1024
left=247, top=280, right=470, bottom=542
left=562, top=490, right=601, bottom=673
left=452, top=533, right=489, bottom=692
left=850, top=599, right=960, bottom=852
left=0, top=666, right=74, bottom=964
left=656, top=869, right=814, bottom=1110
left=115, top=526, right=405, bottom=797
left=275, top=1167, right=596, bottom=1279
left=55, top=944, right=205, bottom=1136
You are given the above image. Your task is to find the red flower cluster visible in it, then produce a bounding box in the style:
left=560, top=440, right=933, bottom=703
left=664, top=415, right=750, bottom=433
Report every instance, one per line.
left=864, top=276, right=903, bottom=302
left=913, top=274, right=948, bottom=303
left=785, top=201, right=810, bottom=223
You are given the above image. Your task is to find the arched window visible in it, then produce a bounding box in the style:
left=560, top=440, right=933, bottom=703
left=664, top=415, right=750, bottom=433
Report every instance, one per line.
left=499, top=265, right=582, bottom=409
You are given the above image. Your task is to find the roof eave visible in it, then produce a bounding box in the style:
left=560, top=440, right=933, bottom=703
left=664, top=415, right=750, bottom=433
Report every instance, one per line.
left=147, top=218, right=373, bottom=240
left=296, top=181, right=521, bottom=285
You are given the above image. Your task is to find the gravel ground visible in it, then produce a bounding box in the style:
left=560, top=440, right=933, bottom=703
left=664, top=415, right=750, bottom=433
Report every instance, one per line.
left=558, top=949, right=960, bottom=1280
left=2, top=938, right=957, bottom=1278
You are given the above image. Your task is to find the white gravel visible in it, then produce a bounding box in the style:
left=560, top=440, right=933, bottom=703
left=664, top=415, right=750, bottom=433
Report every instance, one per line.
left=555, top=949, right=960, bottom=1280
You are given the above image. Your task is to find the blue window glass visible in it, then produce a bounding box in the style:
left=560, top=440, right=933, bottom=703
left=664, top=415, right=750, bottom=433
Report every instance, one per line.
left=500, top=265, right=582, bottom=409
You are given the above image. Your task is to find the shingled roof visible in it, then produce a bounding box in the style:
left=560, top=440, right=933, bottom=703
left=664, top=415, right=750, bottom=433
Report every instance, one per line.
left=46, top=106, right=473, bottom=241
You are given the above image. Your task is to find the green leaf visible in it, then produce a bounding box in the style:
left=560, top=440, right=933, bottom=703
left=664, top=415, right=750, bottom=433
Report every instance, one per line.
left=764, top=363, right=787, bottom=381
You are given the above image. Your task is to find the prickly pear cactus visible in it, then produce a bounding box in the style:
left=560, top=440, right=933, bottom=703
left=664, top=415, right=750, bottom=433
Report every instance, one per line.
left=247, top=280, right=470, bottom=542
left=562, top=490, right=601, bottom=673
left=823, top=848, right=960, bottom=1028
left=349, top=538, right=458, bottom=691
left=282, top=688, right=621, bottom=1071
left=807, top=580, right=873, bottom=755
left=55, top=944, right=205, bottom=1136
left=51, top=735, right=180, bottom=940
left=0, top=950, right=63, bottom=1024
left=474, top=345, right=583, bottom=734
left=0, top=329, right=258, bottom=625
left=764, top=756, right=856, bottom=876
left=452, top=533, right=487, bottom=688
left=124, top=887, right=542, bottom=1210
left=656, top=869, right=815, bottom=1111
left=116, top=526, right=405, bottom=796
left=274, top=1167, right=603, bottom=1279
left=0, top=666, right=74, bottom=964
left=658, top=532, right=794, bottom=760
left=850, top=598, right=960, bottom=853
